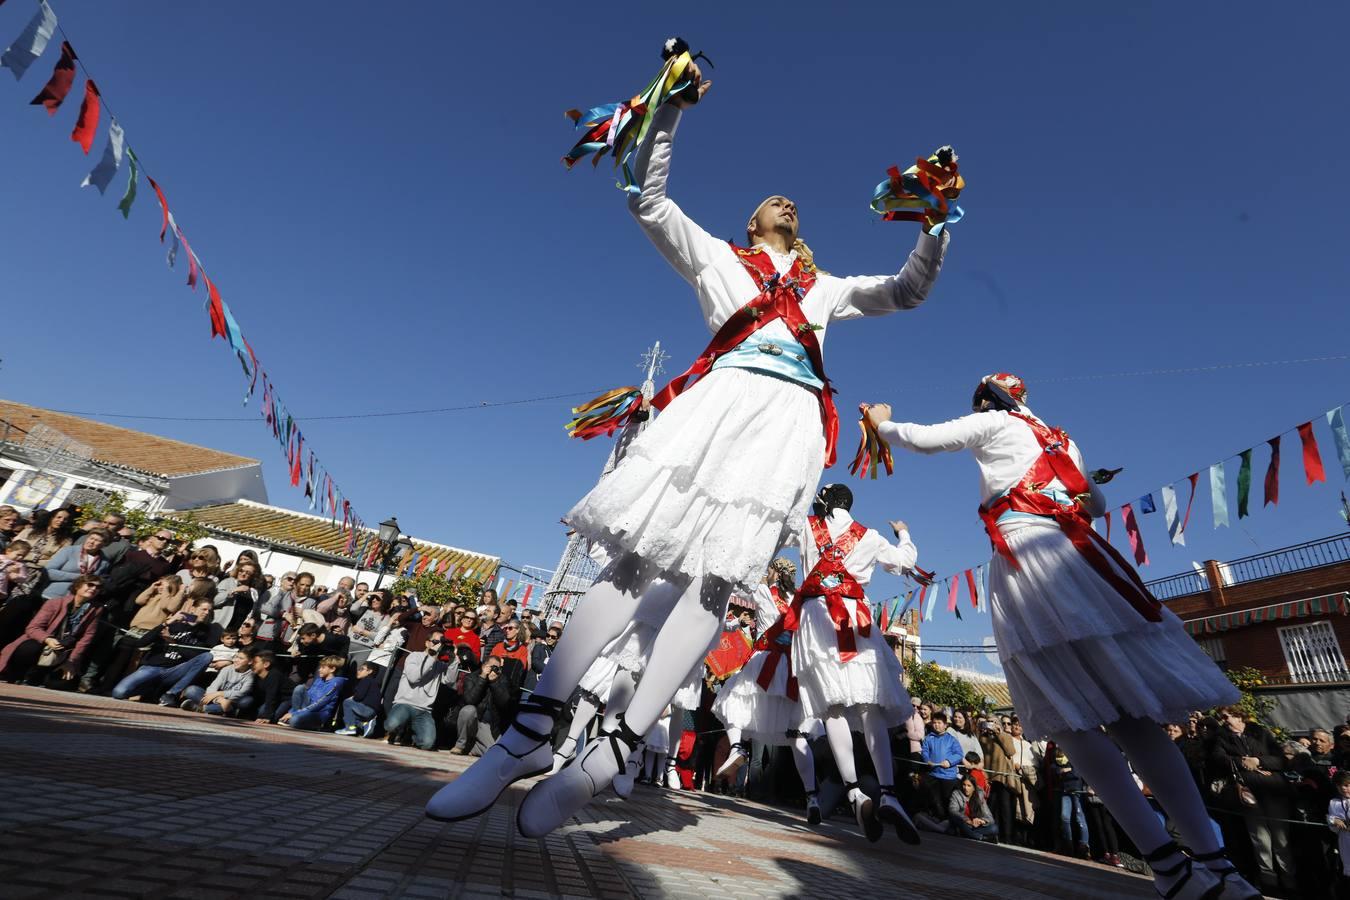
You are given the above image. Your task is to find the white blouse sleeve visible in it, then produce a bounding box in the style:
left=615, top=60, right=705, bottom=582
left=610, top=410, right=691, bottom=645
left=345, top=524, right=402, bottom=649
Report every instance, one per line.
left=751, top=584, right=783, bottom=631
left=879, top=411, right=1002, bottom=455
left=872, top=527, right=918, bottom=576
left=828, top=230, right=949, bottom=320
left=627, top=105, right=729, bottom=287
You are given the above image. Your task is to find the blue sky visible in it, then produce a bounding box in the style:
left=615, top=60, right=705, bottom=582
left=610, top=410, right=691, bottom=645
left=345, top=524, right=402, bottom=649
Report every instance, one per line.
left=2, top=2, right=1347, bottom=674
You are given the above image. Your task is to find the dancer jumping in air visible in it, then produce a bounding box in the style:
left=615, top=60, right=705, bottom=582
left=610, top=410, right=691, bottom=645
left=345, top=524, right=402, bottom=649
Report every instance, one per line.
left=865, top=375, right=1258, bottom=899
left=791, top=483, right=921, bottom=845
left=711, top=557, right=823, bottom=824
left=426, top=56, right=951, bottom=837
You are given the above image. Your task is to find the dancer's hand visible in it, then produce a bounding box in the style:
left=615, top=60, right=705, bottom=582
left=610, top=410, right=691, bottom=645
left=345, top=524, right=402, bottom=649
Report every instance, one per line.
left=864, top=403, right=892, bottom=430
left=889, top=520, right=908, bottom=537
left=670, top=61, right=711, bottom=109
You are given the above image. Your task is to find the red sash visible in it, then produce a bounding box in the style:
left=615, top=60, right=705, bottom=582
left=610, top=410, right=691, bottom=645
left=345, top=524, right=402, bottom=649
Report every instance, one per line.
left=752, top=586, right=800, bottom=700
left=794, top=516, right=871, bottom=662
left=651, top=246, right=841, bottom=467
left=978, top=412, right=1162, bottom=623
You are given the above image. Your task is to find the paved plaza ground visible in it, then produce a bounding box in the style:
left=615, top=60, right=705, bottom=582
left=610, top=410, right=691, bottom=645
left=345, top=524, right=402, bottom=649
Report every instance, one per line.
left=0, top=685, right=1155, bottom=899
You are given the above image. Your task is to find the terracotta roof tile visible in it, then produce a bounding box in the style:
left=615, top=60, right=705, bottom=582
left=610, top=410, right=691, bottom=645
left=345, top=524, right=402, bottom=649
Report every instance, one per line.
left=0, top=399, right=257, bottom=478
left=166, top=500, right=498, bottom=578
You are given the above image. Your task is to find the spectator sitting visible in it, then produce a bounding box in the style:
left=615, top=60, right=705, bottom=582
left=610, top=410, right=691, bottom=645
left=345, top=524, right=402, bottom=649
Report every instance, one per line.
left=289, top=623, right=350, bottom=684
left=948, top=773, right=999, bottom=842
left=15, top=506, right=77, bottom=566
left=0, top=540, right=33, bottom=603
left=247, top=649, right=287, bottom=724
left=207, top=630, right=241, bottom=671
left=402, top=605, right=442, bottom=656
left=111, top=598, right=215, bottom=704
left=921, top=711, right=966, bottom=818
left=279, top=655, right=346, bottom=730
left=0, top=574, right=107, bottom=687
left=93, top=574, right=186, bottom=693
left=348, top=591, right=392, bottom=670
left=479, top=604, right=506, bottom=660
left=234, top=619, right=266, bottom=657
left=444, top=611, right=482, bottom=659
left=181, top=649, right=255, bottom=715
left=384, top=634, right=456, bottom=751
left=41, top=529, right=111, bottom=598
left=336, top=661, right=384, bottom=737
left=450, top=655, right=512, bottom=756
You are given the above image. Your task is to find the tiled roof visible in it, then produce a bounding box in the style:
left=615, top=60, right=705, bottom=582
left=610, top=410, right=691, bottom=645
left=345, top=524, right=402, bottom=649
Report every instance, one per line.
left=0, top=399, right=257, bottom=478
left=165, top=500, right=499, bottom=579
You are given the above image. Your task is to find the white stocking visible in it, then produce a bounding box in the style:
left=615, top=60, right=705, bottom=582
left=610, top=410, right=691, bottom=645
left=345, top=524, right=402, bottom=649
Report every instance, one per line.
left=565, top=696, right=599, bottom=748
left=824, top=712, right=859, bottom=788
left=606, top=576, right=728, bottom=734
left=666, top=710, right=685, bottom=759
left=1105, top=717, right=1224, bottom=861
left=860, top=707, right=895, bottom=787
left=790, top=732, right=816, bottom=792
left=725, top=726, right=744, bottom=749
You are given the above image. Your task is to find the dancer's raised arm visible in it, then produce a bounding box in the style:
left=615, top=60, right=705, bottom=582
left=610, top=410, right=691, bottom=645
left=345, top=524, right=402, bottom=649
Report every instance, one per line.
left=829, top=229, right=949, bottom=320
left=866, top=403, right=998, bottom=454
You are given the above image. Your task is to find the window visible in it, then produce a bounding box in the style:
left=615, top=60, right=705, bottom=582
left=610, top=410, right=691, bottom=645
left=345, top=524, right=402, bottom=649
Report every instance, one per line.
left=1278, top=620, right=1350, bottom=684
left=1196, top=636, right=1227, bottom=667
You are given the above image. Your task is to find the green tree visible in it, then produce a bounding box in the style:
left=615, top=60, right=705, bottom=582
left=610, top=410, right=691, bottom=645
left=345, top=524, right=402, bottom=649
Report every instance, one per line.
left=389, top=571, right=485, bottom=609
left=1219, top=666, right=1284, bottom=740
left=77, top=491, right=207, bottom=543
left=903, top=658, right=994, bottom=714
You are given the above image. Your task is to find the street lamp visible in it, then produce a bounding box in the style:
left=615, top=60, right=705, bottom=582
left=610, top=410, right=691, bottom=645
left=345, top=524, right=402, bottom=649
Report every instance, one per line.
left=373, top=516, right=413, bottom=590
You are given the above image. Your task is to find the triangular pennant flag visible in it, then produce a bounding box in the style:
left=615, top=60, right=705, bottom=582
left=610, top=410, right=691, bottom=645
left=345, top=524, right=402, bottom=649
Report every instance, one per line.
left=1263, top=437, right=1280, bottom=507
left=29, top=40, right=75, bottom=113
left=205, top=276, right=228, bottom=340
left=1297, top=422, right=1326, bottom=485
left=70, top=77, right=100, bottom=153
left=1, top=1, right=58, bottom=81
left=1180, top=472, right=1199, bottom=538
left=147, top=176, right=171, bottom=242
left=1210, top=462, right=1229, bottom=528
left=965, top=568, right=978, bottom=609
left=1328, top=407, right=1350, bottom=481
left=947, top=573, right=960, bottom=612
left=1237, top=449, right=1253, bottom=519
left=1162, top=483, right=1183, bottom=546
left=1121, top=502, right=1148, bottom=566
left=925, top=581, right=941, bottom=622
left=521, top=584, right=534, bottom=608
left=1138, top=493, right=1156, bottom=514
left=82, top=117, right=123, bottom=194
left=117, top=147, right=139, bottom=218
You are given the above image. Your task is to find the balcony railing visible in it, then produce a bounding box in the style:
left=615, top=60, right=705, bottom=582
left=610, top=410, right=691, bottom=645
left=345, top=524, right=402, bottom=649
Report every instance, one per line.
left=1146, top=533, right=1350, bottom=601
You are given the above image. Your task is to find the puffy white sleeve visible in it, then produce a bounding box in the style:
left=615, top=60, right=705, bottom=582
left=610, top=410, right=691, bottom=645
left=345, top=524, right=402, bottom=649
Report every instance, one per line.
left=829, top=230, right=949, bottom=320
left=751, top=584, right=783, bottom=631
left=871, top=527, right=918, bottom=576
left=878, top=411, right=1001, bottom=455
left=627, top=105, right=730, bottom=287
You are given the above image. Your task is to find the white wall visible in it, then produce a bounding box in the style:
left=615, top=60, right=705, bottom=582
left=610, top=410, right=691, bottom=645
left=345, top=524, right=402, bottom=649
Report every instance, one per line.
left=166, top=464, right=267, bottom=510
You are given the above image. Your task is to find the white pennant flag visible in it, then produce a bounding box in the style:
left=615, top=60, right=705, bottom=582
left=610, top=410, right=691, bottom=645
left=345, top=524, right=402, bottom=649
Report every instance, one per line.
left=166, top=213, right=180, bottom=268
left=1161, top=483, right=1184, bottom=546
left=1, top=1, right=58, bottom=81
left=925, top=580, right=943, bottom=622
left=82, top=118, right=125, bottom=194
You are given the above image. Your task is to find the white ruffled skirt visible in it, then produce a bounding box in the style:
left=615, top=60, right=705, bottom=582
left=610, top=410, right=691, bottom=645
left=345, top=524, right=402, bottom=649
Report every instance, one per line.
left=990, top=521, right=1238, bottom=737
left=792, top=596, right=911, bottom=726
left=712, top=647, right=807, bottom=741
left=567, top=367, right=825, bottom=594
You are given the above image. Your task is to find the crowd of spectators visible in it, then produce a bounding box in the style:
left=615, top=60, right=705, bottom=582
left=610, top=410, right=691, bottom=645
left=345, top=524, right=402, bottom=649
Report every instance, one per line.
left=3, top=502, right=1348, bottom=896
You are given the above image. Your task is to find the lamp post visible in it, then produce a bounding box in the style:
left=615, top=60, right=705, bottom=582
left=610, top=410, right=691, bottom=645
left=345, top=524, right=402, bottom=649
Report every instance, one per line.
left=373, top=516, right=413, bottom=591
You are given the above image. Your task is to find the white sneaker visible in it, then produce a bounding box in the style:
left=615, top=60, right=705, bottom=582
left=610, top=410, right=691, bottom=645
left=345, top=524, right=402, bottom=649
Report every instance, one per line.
left=518, top=714, right=642, bottom=837
left=664, top=760, right=683, bottom=790
left=425, top=696, right=562, bottom=823
left=713, top=743, right=749, bottom=783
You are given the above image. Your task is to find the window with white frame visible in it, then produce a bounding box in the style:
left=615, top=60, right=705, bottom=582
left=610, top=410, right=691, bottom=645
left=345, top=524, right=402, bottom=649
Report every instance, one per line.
left=1278, top=620, right=1350, bottom=684
left=1196, top=636, right=1227, bottom=667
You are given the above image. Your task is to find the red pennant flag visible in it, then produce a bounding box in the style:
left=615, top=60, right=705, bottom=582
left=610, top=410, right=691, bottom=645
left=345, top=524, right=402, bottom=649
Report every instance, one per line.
left=878, top=601, right=890, bottom=633
left=1297, top=422, right=1327, bottom=485
left=70, top=78, right=101, bottom=154
left=947, top=573, right=960, bottom=612
left=1264, top=436, right=1281, bottom=507
left=1104, top=509, right=1113, bottom=543
left=521, top=584, right=533, bottom=607
left=147, top=177, right=171, bottom=242
left=290, top=435, right=303, bottom=486
left=31, top=41, right=76, bottom=114
left=1121, top=502, right=1149, bottom=566
left=965, top=568, right=978, bottom=608
left=1180, top=473, right=1199, bottom=533
left=205, top=277, right=228, bottom=339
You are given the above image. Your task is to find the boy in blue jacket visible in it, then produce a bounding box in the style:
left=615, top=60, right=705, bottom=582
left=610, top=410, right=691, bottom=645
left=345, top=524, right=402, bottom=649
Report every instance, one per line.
left=336, top=661, right=384, bottom=737
left=280, top=655, right=346, bottom=730
left=921, top=711, right=966, bottom=818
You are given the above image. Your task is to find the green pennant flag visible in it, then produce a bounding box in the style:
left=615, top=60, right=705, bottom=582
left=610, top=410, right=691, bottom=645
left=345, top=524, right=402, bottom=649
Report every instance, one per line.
left=117, top=147, right=139, bottom=219
left=1237, top=449, right=1253, bottom=518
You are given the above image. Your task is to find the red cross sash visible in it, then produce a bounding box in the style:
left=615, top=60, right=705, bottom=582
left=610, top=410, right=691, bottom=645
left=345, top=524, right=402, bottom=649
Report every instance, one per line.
left=794, top=516, right=871, bottom=662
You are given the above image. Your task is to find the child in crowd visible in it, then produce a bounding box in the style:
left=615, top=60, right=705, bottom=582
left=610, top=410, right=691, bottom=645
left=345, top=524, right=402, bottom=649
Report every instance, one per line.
left=0, top=540, right=32, bottom=602
left=963, top=751, right=989, bottom=794
left=279, top=655, right=346, bottom=730
left=948, top=773, right=999, bottom=842
left=336, top=661, right=384, bottom=737
left=1328, top=770, right=1350, bottom=890
left=207, top=630, right=240, bottom=671
left=182, top=650, right=255, bottom=715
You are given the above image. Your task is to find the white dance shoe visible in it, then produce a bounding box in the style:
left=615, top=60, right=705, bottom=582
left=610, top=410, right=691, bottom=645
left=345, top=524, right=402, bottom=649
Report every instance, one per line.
left=713, top=742, right=749, bottom=783
left=611, top=744, right=645, bottom=800
left=425, top=695, right=564, bottom=822
left=517, top=713, right=643, bottom=837
left=664, top=758, right=683, bottom=789
left=549, top=733, right=582, bottom=775
left=876, top=786, right=920, bottom=845
left=847, top=783, right=883, bottom=843
left=805, top=789, right=821, bottom=826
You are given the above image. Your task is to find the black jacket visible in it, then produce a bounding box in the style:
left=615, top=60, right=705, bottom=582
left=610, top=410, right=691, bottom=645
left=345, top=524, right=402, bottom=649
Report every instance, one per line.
left=135, top=619, right=210, bottom=667
left=1207, top=722, right=1288, bottom=794
left=250, top=667, right=287, bottom=721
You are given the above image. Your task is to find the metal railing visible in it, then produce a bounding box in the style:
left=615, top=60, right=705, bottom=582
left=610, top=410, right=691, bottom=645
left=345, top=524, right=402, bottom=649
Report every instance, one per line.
left=1146, top=533, right=1350, bottom=601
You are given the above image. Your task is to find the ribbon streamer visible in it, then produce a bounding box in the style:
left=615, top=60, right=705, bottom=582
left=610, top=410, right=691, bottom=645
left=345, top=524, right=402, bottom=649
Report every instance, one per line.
left=848, top=404, right=893, bottom=479
left=70, top=78, right=100, bottom=153
left=29, top=40, right=75, bottom=113
left=1297, top=421, right=1326, bottom=485
left=1211, top=463, right=1229, bottom=528
left=871, top=148, right=966, bottom=233
left=1, top=1, right=58, bottom=81
left=1263, top=436, right=1280, bottom=507
left=565, top=386, right=644, bottom=440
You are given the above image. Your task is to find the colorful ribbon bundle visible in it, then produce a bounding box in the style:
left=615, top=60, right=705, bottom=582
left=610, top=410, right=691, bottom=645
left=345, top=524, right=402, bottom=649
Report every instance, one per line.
left=562, top=37, right=710, bottom=192
left=566, top=386, right=645, bottom=440
left=848, top=403, right=894, bottom=480
left=871, top=147, right=966, bottom=232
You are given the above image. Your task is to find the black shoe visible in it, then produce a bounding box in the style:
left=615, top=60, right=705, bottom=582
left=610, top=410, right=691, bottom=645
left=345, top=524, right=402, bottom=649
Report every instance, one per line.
left=876, top=785, right=920, bottom=845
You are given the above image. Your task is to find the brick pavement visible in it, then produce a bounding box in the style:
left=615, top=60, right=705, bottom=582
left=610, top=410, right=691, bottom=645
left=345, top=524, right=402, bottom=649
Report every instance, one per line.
left=0, top=685, right=1154, bottom=899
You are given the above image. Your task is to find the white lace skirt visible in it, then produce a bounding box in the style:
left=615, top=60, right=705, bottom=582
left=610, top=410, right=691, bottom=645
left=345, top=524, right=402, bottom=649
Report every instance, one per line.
left=567, top=367, right=825, bottom=594
left=645, top=711, right=672, bottom=752
left=793, top=596, right=911, bottom=725
left=712, top=648, right=806, bottom=741
left=990, top=521, right=1238, bottom=737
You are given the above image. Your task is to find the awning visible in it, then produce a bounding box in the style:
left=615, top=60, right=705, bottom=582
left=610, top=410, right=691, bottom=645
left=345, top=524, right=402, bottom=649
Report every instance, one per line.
left=1184, top=592, right=1349, bottom=636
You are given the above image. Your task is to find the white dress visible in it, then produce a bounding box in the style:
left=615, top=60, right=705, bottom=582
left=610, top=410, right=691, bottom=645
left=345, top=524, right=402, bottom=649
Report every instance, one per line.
left=880, top=407, right=1239, bottom=737
left=713, top=584, right=811, bottom=741
left=792, top=511, right=915, bottom=726
left=565, top=102, right=948, bottom=596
